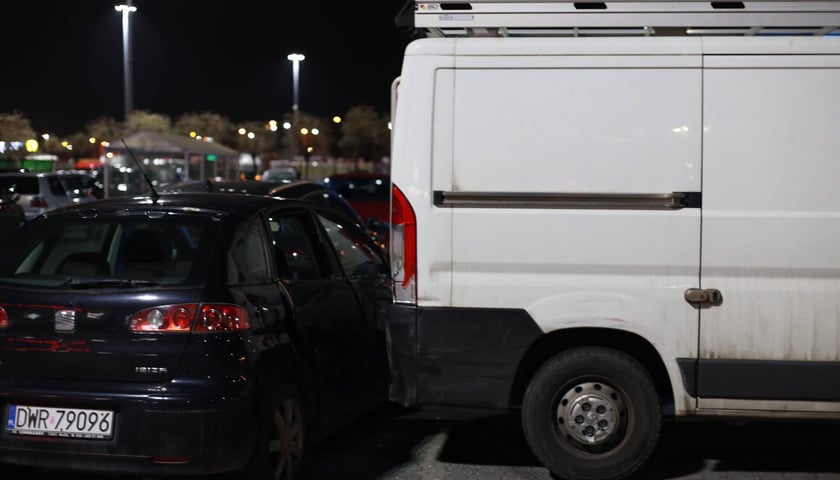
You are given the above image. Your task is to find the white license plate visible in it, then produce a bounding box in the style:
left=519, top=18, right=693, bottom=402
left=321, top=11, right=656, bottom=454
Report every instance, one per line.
left=6, top=405, right=114, bottom=439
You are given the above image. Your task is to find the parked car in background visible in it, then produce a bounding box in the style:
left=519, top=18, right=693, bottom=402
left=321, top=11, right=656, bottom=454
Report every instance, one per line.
left=0, top=171, right=96, bottom=221
left=324, top=173, right=391, bottom=245
left=0, top=189, right=25, bottom=244
left=260, top=167, right=298, bottom=183
left=163, top=179, right=388, bottom=251
left=0, top=192, right=392, bottom=479
left=56, top=170, right=105, bottom=200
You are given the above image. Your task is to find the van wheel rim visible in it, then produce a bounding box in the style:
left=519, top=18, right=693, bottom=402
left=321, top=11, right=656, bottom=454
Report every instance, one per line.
left=556, top=381, right=625, bottom=448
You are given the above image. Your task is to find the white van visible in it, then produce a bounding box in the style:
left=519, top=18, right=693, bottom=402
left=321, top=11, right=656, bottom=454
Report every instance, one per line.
left=387, top=2, right=840, bottom=479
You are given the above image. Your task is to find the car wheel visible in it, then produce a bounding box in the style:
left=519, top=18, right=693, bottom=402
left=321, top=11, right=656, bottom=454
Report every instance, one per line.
left=245, top=382, right=307, bottom=480
left=521, top=347, right=661, bottom=480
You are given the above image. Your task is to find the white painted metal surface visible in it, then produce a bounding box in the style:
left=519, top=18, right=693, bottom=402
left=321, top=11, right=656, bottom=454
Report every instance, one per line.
left=698, top=47, right=840, bottom=411
left=390, top=30, right=840, bottom=417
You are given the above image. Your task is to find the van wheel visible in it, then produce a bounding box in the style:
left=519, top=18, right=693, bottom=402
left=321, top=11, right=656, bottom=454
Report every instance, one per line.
left=521, top=347, right=661, bottom=480
left=244, top=382, right=307, bottom=480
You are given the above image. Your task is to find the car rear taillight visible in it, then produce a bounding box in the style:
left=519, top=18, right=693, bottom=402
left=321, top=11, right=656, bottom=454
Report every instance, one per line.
left=391, top=183, right=417, bottom=303
left=29, top=197, right=48, bottom=209
left=129, top=304, right=249, bottom=333
left=0, top=307, right=8, bottom=329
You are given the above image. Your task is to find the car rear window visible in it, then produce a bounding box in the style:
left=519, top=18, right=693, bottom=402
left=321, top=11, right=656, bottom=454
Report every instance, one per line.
left=0, top=215, right=217, bottom=288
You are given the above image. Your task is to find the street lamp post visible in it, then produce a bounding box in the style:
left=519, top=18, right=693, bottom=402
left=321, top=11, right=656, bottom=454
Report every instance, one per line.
left=287, top=53, right=305, bottom=117
left=115, top=1, right=137, bottom=121
left=287, top=53, right=305, bottom=174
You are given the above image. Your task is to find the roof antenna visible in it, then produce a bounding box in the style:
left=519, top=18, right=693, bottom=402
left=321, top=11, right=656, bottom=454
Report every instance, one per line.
left=121, top=138, right=160, bottom=202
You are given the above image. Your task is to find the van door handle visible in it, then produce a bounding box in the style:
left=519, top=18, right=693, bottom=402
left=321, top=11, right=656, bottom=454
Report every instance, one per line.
left=684, top=288, right=723, bottom=307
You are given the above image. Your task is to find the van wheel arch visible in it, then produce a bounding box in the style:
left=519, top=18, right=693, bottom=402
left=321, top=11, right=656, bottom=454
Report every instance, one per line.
left=509, top=328, right=674, bottom=416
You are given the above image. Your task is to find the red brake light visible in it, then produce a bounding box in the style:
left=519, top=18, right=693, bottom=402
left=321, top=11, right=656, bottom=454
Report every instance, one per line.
left=391, top=184, right=417, bottom=302
left=29, top=197, right=48, bottom=209
left=195, top=304, right=250, bottom=332
left=129, top=304, right=249, bottom=333
left=0, top=307, right=8, bottom=329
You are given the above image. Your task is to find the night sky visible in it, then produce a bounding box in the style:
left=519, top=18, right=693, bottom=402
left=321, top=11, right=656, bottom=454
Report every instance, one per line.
left=0, top=0, right=414, bottom=136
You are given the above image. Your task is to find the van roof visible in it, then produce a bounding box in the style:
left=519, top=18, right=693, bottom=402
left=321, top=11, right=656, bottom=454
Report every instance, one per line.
left=404, top=0, right=840, bottom=38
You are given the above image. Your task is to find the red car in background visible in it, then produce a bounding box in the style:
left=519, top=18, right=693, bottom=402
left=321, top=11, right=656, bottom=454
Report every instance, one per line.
left=324, top=173, right=391, bottom=250
left=324, top=173, right=390, bottom=227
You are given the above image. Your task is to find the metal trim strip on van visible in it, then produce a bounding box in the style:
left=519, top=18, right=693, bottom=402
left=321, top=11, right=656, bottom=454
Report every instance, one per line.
left=433, top=191, right=701, bottom=210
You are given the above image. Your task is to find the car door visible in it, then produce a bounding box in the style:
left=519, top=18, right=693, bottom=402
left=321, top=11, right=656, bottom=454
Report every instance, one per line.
left=226, top=214, right=293, bottom=359
left=265, top=207, right=370, bottom=425
left=314, top=209, right=392, bottom=410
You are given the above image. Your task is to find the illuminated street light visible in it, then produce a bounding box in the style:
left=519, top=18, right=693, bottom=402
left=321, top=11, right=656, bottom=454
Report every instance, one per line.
left=287, top=53, right=305, bottom=116
left=287, top=53, right=306, bottom=173
left=115, top=1, right=137, bottom=121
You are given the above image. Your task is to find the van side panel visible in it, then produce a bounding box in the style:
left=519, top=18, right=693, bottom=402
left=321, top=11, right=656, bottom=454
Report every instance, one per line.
left=449, top=62, right=701, bottom=193
left=407, top=43, right=704, bottom=413
left=699, top=51, right=840, bottom=412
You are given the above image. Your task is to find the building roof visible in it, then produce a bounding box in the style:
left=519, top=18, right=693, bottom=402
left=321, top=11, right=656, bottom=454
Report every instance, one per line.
left=105, top=131, right=239, bottom=158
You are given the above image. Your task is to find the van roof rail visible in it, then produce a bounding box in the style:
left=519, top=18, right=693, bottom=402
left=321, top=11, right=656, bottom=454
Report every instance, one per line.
left=396, top=1, right=840, bottom=37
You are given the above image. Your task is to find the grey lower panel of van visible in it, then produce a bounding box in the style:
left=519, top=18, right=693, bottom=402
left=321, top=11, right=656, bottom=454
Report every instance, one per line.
left=678, top=358, right=840, bottom=402
left=388, top=305, right=542, bottom=410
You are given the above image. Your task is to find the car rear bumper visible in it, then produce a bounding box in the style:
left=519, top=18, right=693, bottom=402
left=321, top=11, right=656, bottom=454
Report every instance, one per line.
left=0, top=378, right=257, bottom=476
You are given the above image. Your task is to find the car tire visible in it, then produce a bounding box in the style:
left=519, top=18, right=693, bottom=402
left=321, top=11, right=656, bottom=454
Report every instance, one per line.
left=521, top=347, right=661, bottom=480
left=244, top=382, right=308, bottom=480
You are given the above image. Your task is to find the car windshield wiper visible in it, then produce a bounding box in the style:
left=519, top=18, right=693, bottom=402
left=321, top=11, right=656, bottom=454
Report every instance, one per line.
left=64, top=278, right=161, bottom=289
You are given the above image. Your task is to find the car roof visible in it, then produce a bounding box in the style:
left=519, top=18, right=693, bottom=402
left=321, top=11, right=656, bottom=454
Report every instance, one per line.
left=326, top=172, right=388, bottom=179
left=268, top=181, right=331, bottom=197
left=40, top=192, right=308, bottom=222
left=162, top=180, right=287, bottom=195
left=162, top=180, right=332, bottom=198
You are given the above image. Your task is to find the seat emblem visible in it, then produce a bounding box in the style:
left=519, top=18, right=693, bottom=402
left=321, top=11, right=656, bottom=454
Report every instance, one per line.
left=55, top=310, right=76, bottom=333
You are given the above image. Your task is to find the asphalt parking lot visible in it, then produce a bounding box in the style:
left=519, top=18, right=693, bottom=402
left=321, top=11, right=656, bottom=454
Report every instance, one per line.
left=307, top=404, right=840, bottom=480
left=5, top=403, right=840, bottom=479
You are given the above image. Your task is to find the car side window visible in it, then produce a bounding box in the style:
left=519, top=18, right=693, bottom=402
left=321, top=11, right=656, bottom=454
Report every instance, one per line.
left=267, top=212, right=327, bottom=280
left=229, top=216, right=272, bottom=284
left=47, top=176, right=66, bottom=196
left=316, top=213, right=385, bottom=278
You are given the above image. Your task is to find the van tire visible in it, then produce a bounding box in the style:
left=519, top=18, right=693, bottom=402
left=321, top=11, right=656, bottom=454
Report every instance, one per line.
left=244, top=382, right=308, bottom=480
left=521, top=347, right=661, bottom=480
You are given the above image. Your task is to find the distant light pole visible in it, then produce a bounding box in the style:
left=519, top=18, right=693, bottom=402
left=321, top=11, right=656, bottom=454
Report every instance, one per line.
left=287, top=53, right=305, bottom=117
left=287, top=53, right=305, bottom=174
left=115, top=1, right=137, bottom=121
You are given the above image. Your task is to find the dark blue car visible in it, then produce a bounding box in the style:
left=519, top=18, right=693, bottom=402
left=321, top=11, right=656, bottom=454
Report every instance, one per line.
left=0, top=192, right=392, bottom=479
